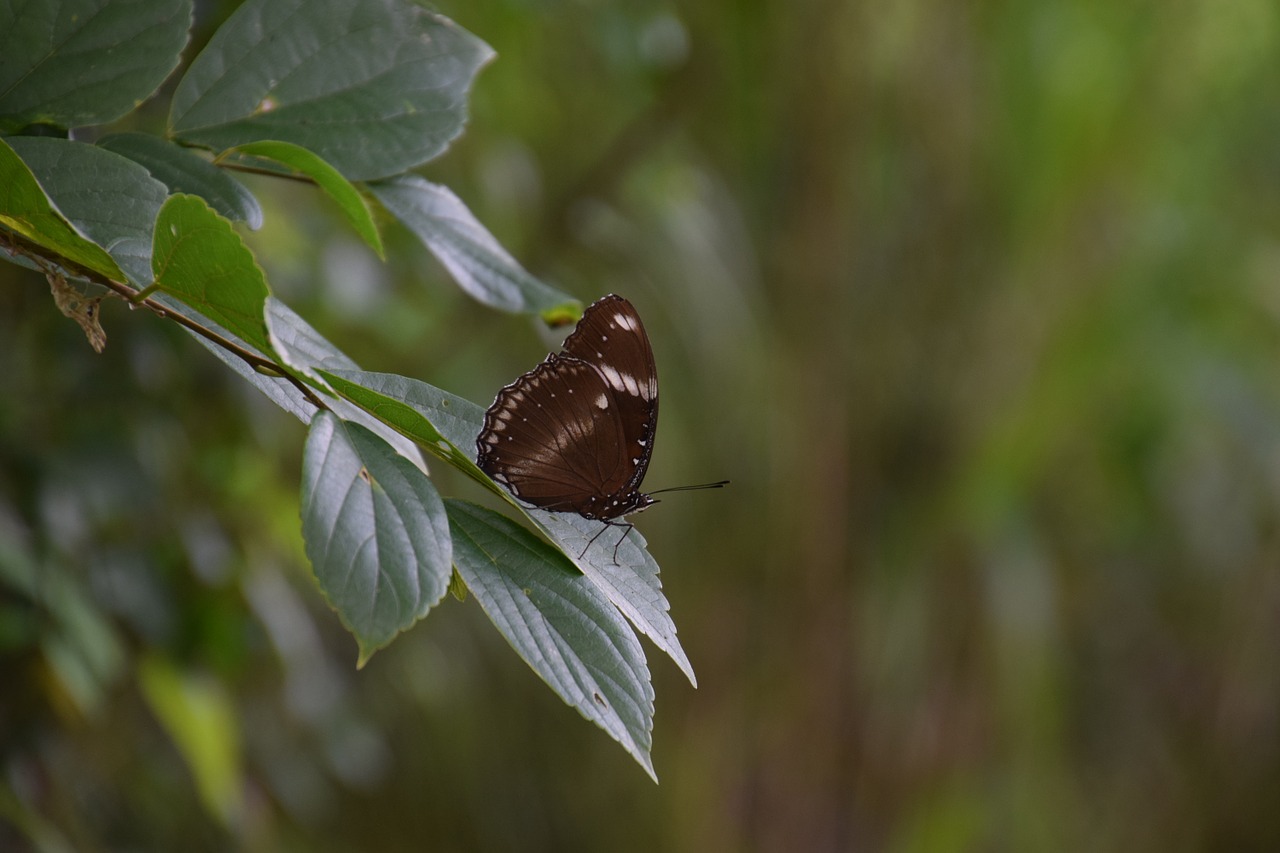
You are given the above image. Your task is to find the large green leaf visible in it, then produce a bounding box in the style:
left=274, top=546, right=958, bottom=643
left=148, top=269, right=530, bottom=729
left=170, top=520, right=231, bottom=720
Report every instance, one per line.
left=263, top=303, right=427, bottom=467
left=0, top=0, right=191, bottom=132
left=173, top=296, right=321, bottom=420
left=171, top=296, right=425, bottom=471
left=0, top=138, right=125, bottom=281
left=98, top=133, right=262, bottom=229
left=325, top=369, right=493, bottom=454
left=532, top=511, right=696, bottom=686
left=150, top=194, right=272, bottom=356
left=226, top=140, right=382, bottom=257
left=301, top=412, right=452, bottom=666
left=263, top=298, right=358, bottom=375
left=317, top=369, right=491, bottom=488
left=369, top=175, right=580, bottom=320
left=5, top=136, right=166, bottom=285
left=318, top=368, right=696, bottom=684
left=447, top=499, right=656, bottom=780
left=169, top=0, right=493, bottom=181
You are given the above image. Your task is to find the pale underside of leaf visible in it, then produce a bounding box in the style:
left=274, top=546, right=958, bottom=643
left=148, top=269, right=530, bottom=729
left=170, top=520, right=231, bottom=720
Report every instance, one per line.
left=447, top=498, right=656, bottom=780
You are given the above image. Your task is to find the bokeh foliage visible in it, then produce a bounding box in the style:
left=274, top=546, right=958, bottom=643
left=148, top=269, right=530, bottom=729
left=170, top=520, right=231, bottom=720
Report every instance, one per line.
left=4, top=0, right=1280, bottom=850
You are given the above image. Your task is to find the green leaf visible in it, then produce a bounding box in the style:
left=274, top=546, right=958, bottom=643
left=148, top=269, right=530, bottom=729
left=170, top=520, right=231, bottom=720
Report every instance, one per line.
left=533, top=512, right=696, bottom=686
left=98, top=133, right=262, bottom=229
left=301, top=412, right=452, bottom=666
left=447, top=569, right=468, bottom=602
left=176, top=296, right=322, bottom=419
left=137, top=656, right=242, bottom=826
left=320, top=368, right=696, bottom=684
left=369, top=175, right=580, bottom=321
left=0, top=0, right=192, bottom=132
left=264, top=303, right=427, bottom=466
left=5, top=136, right=167, bottom=284
left=0, top=138, right=126, bottom=281
left=6, top=137, right=169, bottom=285
left=317, top=368, right=488, bottom=486
left=150, top=194, right=273, bottom=355
left=263, top=298, right=358, bottom=374
left=170, top=296, right=425, bottom=471
left=226, top=140, right=382, bottom=257
left=325, top=369, right=491, bottom=453
left=447, top=499, right=656, bottom=780
left=169, top=0, right=494, bottom=181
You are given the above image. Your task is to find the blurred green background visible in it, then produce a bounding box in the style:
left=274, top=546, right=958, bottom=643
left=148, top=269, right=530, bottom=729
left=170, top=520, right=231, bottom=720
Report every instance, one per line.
left=4, top=0, right=1280, bottom=850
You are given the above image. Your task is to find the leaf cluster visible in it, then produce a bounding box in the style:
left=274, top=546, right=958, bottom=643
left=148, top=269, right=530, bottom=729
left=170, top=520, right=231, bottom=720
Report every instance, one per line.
left=0, top=0, right=692, bottom=778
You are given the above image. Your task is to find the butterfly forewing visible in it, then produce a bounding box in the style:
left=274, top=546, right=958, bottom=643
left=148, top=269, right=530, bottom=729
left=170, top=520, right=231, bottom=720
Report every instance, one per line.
left=559, top=295, right=659, bottom=494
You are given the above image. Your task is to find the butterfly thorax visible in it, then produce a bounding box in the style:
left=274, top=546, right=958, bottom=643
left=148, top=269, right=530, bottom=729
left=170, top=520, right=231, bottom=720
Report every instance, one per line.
left=577, top=491, right=656, bottom=521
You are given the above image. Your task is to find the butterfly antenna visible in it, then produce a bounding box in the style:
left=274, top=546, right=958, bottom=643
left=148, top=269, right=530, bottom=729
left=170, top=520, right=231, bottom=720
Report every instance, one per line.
left=647, top=480, right=730, bottom=496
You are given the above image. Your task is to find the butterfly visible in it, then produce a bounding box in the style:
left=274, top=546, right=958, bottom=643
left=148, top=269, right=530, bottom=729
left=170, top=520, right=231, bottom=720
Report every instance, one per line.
left=476, top=294, right=725, bottom=559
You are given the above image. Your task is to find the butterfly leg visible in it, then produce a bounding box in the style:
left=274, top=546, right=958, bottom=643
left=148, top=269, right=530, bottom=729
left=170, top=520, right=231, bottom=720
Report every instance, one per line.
left=577, top=519, right=635, bottom=564
left=609, top=522, right=634, bottom=564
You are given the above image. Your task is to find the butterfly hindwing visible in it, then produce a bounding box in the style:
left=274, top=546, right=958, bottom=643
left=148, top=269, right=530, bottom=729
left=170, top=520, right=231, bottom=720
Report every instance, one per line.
left=477, top=354, right=633, bottom=514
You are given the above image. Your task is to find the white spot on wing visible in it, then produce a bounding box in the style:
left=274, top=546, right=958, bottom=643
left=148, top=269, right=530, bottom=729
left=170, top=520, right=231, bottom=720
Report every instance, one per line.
left=595, top=394, right=609, bottom=409
left=614, top=312, right=638, bottom=331
left=598, top=364, right=642, bottom=397
left=599, top=364, right=623, bottom=391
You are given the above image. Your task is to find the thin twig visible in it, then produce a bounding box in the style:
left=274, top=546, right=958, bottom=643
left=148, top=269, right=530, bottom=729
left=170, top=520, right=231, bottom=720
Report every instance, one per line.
left=3, top=228, right=329, bottom=411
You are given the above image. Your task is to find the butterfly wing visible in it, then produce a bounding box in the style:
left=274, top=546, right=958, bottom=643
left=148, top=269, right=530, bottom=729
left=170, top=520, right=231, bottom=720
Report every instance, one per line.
left=477, top=354, right=637, bottom=518
left=559, top=295, right=659, bottom=497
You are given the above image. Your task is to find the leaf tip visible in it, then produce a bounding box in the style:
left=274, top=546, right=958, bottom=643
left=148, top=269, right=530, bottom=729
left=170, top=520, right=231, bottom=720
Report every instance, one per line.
left=541, top=301, right=585, bottom=327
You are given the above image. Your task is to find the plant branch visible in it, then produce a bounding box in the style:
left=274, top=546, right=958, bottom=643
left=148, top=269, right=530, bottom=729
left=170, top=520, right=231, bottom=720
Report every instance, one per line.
left=1, top=229, right=329, bottom=411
